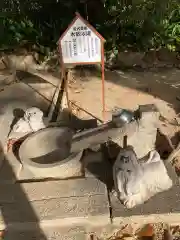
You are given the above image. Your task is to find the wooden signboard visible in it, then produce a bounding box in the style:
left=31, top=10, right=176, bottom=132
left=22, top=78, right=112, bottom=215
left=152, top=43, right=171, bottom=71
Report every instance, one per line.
left=58, top=12, right=106, bottom=121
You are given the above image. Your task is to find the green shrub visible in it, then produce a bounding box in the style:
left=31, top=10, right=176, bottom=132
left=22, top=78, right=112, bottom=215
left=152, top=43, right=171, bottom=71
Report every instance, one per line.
left=0, top=0, right=180, bottom=55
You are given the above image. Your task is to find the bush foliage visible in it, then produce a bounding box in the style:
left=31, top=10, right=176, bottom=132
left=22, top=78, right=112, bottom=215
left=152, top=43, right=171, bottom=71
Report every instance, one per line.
left=0, top=0, right=180, bottom=55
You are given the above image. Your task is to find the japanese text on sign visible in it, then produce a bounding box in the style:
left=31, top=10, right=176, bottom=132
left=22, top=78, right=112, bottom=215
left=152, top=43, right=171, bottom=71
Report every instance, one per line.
left=60, top=17, right=102, bottom=64
left=71, top=26, right=91, bottom=37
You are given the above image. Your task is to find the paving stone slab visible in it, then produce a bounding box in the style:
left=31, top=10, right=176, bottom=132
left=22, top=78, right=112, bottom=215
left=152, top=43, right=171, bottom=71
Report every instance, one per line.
left=0, top=195, right=109, bottom=225
left=0, top=178, right=107, bottom=202
left=0, top=178, right=110, bottom=226
left=22, top=178, right=107, bottom=200
left=111, top=185, right=180, bottom=218
left=3, top=226, right=87, bottom=240
left=110, top=161, right=180, bottom=224
left=2, top=223, right=120, bottom=240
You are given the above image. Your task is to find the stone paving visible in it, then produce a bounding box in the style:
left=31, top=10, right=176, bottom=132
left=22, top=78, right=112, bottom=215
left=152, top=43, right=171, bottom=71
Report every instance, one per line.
left=0, top=178, right=109, bottom=224
left=0, top=150, right=180, bottom=240
left=0, top=71, right=180, bottom=239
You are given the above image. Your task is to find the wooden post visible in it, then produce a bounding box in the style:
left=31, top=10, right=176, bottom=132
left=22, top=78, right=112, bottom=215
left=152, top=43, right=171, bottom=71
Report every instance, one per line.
left=48, top=63, right=65, bottom=122
left=65, top=69, right=71, bottom=110
left=101, top=44, right=105, bottom=121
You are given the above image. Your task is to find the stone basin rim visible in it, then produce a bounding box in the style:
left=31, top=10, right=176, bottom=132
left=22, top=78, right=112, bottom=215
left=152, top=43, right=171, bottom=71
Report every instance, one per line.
left=18, top=127, right=82, bottom=168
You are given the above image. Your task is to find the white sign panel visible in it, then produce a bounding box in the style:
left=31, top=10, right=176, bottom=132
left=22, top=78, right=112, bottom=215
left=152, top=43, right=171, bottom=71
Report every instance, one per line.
left=60, top=18, right=102, bottom=64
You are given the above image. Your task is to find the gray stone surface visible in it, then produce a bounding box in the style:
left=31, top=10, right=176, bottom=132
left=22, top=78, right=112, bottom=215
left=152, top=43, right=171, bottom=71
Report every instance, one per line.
left=83, top=151, right=103, bottom=178
left=82, top=150, right=114, bottom=190
left=110, top=161, right=180, bottom=223
left=71, top=120, right=138, bottom=154
left=2, top=224, right=121, bottom=240
left=3, top=226, right=87, bottom=240
left=0, top=195, right=109, bottom=224
left=129, top=105, right=159, bottom=159
left=113, top=104, right=159, bottom=159
left=0, top=150, right=22, bottom=183
left=18, top=151, right=83, bottom=180
left=17, top=166, right=37, bottom=180
left=17, top=126, right=83, bottom=179
left=19, top=127, right=73, bottom=167
left=22, top=178, right=107, bottom=200
left=0, top=178, right=109, bottom=226
left=111, top=185, right=180, bottom=220
left=0, top=178, right=107, bottom=202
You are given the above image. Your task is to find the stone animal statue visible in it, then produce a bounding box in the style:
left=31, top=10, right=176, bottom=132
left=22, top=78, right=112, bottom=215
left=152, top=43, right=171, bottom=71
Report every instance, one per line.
left=113, top=146, right=172, bottom=208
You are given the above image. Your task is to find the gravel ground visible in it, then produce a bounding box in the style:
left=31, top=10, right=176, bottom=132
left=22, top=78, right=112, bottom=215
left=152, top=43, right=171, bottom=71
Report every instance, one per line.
left=104, top=223, right=180, bottom=240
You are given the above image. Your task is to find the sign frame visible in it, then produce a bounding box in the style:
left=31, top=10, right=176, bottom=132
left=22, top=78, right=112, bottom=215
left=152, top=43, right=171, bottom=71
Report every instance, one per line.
left=58, top=12, right=106, bottom=121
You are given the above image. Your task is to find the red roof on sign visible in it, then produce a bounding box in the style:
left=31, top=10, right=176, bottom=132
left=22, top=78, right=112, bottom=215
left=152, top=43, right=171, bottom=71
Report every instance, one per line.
left=58, top=12, right=105, bottom=44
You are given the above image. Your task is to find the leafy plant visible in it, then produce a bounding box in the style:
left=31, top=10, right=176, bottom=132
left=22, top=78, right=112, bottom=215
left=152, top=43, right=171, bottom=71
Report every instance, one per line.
left=0, top=0, right=180, bottom=55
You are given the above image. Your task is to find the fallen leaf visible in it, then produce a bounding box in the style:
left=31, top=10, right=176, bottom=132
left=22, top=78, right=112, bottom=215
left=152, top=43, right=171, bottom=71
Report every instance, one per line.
left=136, top=224, right=154, bottom=237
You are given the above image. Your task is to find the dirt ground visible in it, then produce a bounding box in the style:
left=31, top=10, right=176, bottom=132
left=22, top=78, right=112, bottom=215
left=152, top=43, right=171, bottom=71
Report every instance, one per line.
left=67, top=67, right=180, bottom=144
left=0, top=66, right=180, bottom=145
left=105, top=222, right=180, bottom=240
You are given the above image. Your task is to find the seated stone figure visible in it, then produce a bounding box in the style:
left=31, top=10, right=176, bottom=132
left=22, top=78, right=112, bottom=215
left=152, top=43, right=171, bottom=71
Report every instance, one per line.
left=113, top=146, right=172, bottom=208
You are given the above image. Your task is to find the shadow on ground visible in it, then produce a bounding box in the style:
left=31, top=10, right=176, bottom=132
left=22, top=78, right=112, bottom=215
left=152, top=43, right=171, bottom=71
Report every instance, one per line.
left=0, top=143, right=47, bottom=239
left=16, top=71, right=56, bottom=87
left=105, top=69, right=180, bottom=114
left=0, top=78, right=54, bottom=239
left=72, top=66, right=180, bottom=115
